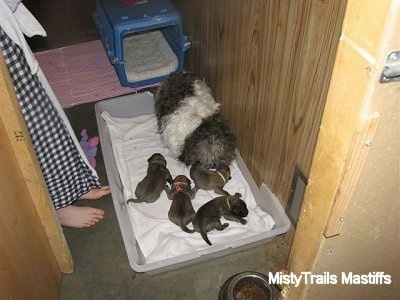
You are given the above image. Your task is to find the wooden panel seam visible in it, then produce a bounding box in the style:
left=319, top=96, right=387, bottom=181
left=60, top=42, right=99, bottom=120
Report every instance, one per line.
left=324, top=114, right=380, bottom=237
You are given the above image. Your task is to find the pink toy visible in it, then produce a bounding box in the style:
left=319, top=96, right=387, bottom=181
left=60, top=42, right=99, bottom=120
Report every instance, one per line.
left=80, top=129, right=99, bottom=168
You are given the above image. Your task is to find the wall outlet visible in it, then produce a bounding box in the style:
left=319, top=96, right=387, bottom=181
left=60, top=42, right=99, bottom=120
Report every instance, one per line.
left=286, top=165, right=308, bottom=227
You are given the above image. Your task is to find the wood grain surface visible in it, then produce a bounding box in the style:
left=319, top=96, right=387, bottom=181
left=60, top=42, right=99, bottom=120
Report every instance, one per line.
left=173, top=0, right=347, bottom=206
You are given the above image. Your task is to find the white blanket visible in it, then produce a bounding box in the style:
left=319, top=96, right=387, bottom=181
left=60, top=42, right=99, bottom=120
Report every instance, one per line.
left=123, top=30, right=178, bottom=83
left=0, top=0, right=46, bottom=75
left=102, top=112, right=275, bottom=263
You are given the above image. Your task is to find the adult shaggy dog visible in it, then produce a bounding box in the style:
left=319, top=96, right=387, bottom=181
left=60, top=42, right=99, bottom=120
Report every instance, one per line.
left=155, top=73, right=236, bottom=168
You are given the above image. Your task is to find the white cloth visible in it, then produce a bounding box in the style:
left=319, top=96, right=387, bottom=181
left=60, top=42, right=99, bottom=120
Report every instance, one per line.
left=4, top=0, right=20, bottom=11
left=102, top=112, right=275, bottom=263
left=0, top=0, right=46, bottom=75
left=0, top=0, right=98, bottom=177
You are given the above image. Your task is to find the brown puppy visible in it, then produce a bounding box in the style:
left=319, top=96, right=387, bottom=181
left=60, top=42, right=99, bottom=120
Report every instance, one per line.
left=190, top=162, right=231, bottom=197
left=192, top=193, right=248, bottom=245
left=165, top=175, right=196, bottom=233
left=127, top=153, right=173, bottom=204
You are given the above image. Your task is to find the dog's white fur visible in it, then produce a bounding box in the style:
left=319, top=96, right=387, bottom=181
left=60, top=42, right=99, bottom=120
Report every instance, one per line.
left=160, top=80, right=220, bottom=158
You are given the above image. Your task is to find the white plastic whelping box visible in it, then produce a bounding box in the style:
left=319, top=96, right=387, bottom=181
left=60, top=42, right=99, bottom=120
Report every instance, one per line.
left=95, top=93, right=291, bottom=274
left=92, top=0, right=190, bottom=88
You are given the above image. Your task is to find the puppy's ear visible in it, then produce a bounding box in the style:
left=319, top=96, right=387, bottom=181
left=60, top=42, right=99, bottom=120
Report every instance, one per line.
left=231, top=200, right=248, bottom=217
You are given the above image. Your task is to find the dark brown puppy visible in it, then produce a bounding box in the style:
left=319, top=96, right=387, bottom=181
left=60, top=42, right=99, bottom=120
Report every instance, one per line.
left=165, top=175, right=196, bottom=233
left=190, top=162, right=231, bottom=196
left=192, top=193, right=248, bottom=245
left=127, top=153, right=173, bottom=204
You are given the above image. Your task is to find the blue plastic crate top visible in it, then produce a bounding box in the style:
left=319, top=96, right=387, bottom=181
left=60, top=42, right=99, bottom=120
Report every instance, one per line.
left=98, top=0, right=181, bottom=28
left=93, top=0, right=190, bottom=88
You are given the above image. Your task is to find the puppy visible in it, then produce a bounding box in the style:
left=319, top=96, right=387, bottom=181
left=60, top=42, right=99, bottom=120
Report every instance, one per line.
left=165, top=175, right=196, bottom=233
left=192, top=193, right=248, bottom=245
left=155, top=72, right=236, bottom=168
left=190, top=162, right=231, bottom=196
left=127, top=153, right=172, bottom=204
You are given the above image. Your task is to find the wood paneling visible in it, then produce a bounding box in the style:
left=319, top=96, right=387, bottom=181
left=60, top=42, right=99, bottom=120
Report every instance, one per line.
left=323, top=115, right=380, bottom=237
left=284, top=0, right=397, bottom=298
left=0, top=52, right=65, bottom=298
left=173, top=0, right=347, bottom=206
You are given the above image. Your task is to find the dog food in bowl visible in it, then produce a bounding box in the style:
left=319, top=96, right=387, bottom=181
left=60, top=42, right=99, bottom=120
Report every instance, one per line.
left=219, top=271, right=279, bottom=300
left=236, top=282, right=270, bottom=300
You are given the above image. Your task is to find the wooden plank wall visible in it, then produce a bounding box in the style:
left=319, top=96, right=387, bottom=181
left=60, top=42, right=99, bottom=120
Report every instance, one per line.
left=0, top=50, right=63, bottom=299
left=172, top=0, right=347, bottom=206
left=285, top=0, right=398, bottom=298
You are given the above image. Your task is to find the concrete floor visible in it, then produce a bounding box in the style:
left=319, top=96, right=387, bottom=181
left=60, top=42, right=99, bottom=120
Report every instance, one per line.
left=61, top=102, right=289, bottom=300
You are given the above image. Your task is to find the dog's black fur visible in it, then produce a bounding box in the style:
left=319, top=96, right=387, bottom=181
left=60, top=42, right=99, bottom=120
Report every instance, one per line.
left=155, top=73, right=198, bottom=128
left=192, top=192, right=248, bottom=245
left=179, top=113, right=236, bottom=168
left=155, top=72, right=236, bottom=168
left=127, top=153, right=173, bottom=204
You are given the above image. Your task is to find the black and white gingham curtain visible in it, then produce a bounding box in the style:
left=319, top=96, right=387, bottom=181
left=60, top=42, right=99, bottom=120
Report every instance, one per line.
left=0, top=26, right=101, bottom=209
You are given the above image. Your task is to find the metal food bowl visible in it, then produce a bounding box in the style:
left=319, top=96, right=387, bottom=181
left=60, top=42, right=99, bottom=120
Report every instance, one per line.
left=218, top=271, right=280, bottom=300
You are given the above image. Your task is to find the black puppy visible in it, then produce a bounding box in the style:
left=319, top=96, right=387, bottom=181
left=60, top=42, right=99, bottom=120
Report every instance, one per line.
left=165, top=175, right=196, bottom=233
left=192, top=193, right=248, bottom=245
left=127, top=153, right=172, bottom=204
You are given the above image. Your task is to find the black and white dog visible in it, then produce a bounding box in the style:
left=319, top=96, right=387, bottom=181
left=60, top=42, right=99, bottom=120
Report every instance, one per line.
left=155, top=73, right=236, bottom=168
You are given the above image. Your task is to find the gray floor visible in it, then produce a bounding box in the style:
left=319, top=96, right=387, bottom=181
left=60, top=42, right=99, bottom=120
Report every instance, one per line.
left=61, top=102, right=289, bottom=300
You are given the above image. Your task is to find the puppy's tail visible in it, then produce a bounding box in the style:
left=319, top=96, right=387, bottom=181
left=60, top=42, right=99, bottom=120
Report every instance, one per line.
left=180, top=220, right=195, bottom=233
left=181, top=224, right=195, bottom=234
left=200, top=229, right=212, bottom=245
left=127, top=198, right=142, bottom=204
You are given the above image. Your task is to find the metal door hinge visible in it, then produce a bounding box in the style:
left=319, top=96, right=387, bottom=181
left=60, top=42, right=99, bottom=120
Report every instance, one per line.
left=380, top=51, right=400, bottom=83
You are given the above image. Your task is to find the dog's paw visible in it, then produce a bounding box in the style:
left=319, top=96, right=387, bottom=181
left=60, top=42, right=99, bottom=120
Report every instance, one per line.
left=218, top=223, right=229, bottom=230
left=240, top=218, right=247, bottom=225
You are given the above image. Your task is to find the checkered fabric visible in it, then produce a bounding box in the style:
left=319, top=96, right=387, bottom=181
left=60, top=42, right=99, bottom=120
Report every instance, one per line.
left=0, top=27, right=101, bottom=209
